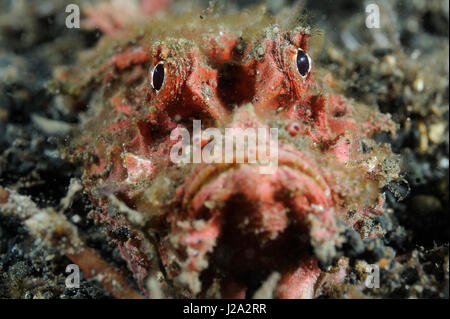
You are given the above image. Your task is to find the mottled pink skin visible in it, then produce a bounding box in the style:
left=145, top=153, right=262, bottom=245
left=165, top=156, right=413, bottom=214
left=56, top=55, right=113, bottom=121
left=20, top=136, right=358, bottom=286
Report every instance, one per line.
left=241, top=27, right=313, bottom=112
left=159, top=108, right=343, bottom=297
left=276, top=257, right=321, bottom=299
left=70, top=23, right=395, bottom=298
left=148, top=44, right=228, bottom=120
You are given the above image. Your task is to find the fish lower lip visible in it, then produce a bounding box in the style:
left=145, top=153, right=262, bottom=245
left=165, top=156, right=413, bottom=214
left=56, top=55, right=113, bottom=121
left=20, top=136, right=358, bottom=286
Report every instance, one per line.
left=181, top=147, right=331, bottom=211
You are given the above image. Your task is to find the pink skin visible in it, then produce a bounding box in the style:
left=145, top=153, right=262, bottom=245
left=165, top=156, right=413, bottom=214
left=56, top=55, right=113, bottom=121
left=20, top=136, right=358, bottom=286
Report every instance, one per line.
left=155, top=109, right=339, bottom=297
left=70, top=23, right=395, bottom=298
left=240, top=28, right=356, bottom=163
left=276, top=256, right=321, bottom=299
left=163, top=162, right=333, bottom=297
left=148, top=44, right=228, bottom=120
left=241, top=28, right=314, bottom=113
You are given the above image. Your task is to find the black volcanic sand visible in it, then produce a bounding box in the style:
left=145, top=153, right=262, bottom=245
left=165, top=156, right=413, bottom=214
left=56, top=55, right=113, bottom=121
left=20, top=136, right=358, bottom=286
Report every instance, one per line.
left=0, top=0, right=448, bottom=299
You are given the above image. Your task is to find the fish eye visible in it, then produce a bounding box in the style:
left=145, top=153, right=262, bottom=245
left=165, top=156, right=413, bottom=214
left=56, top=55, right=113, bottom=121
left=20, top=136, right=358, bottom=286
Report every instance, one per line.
left=151, top=62, right=165, bottom=91
left=296, top=49, right=311, bottom=78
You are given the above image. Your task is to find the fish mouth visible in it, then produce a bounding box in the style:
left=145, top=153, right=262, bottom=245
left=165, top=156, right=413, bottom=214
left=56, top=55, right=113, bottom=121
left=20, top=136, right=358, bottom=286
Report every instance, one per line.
left=163, top=143, right=339, bottom=295
left=181, top=145, right=331, bottom=213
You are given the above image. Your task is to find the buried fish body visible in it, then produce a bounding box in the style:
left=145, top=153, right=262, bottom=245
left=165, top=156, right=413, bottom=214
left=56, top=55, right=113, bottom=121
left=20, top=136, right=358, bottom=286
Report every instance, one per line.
left=58, top=8, right=400, bottom=298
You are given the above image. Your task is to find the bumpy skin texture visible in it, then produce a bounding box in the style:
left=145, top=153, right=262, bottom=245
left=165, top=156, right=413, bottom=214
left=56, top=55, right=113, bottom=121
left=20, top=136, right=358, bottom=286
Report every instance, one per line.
left=60, top=11, right=399, bottom=298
